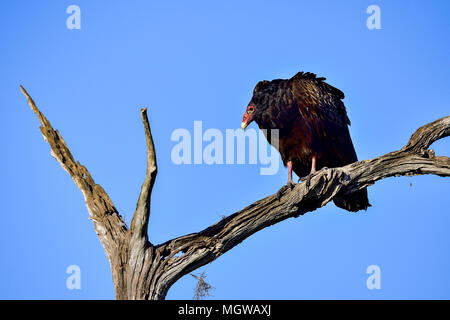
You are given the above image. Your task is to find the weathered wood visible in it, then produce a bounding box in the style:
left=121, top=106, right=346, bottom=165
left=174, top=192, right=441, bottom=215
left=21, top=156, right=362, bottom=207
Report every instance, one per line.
left=21, top=86, right=449, bottom=299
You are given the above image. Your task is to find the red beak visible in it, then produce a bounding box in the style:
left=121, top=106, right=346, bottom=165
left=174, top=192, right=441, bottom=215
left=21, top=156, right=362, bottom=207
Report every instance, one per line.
left=241, top=107, right=254, bottom=130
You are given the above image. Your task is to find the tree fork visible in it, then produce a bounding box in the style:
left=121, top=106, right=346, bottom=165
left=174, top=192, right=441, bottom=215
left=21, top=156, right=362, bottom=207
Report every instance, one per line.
left=21, top=86, right=450, bottom=300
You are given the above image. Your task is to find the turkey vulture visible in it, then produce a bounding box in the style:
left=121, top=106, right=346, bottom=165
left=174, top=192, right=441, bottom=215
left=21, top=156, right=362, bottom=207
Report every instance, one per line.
left=241, top=71, right=370, bottom=212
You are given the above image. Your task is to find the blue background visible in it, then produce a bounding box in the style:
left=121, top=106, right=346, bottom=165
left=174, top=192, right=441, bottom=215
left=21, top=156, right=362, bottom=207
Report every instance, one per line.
left=1, top=0, right=449, bottom=299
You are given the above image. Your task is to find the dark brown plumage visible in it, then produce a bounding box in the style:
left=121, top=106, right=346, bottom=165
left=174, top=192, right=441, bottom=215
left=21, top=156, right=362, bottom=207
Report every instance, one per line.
left=241, top=71, right=370, bottom=212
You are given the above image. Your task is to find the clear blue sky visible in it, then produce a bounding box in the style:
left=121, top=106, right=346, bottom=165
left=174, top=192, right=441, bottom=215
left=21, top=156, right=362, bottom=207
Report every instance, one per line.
left=1, top=0, right=449, bottom=299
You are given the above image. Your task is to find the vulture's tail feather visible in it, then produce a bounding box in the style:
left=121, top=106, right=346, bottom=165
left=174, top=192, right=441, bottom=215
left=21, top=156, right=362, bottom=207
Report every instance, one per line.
left=333, top=188, right=370, bottom=212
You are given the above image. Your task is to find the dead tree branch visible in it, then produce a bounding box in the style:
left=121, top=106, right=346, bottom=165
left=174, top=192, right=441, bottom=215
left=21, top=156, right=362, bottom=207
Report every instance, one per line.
left=129, top=108, right=157, bottom=247
left=21, top=86, right=449, bottom=299
left=20, top=86, right=129, bottom=296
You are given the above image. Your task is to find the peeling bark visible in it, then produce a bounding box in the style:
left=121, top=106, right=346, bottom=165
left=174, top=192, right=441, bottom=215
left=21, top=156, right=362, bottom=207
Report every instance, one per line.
left=21, top=86, right=450, bottom=300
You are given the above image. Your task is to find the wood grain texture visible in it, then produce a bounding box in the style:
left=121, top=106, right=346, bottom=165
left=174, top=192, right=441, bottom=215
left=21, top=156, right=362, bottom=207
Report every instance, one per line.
left=21, top=86, right=449, bottom=299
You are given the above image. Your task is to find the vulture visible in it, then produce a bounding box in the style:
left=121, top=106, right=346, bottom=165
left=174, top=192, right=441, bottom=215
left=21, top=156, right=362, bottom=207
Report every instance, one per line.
left=241, top=71, right=370, bottom=212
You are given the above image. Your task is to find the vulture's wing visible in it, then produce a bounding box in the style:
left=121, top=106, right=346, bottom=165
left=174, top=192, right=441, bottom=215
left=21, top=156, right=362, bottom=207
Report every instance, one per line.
left=289, top=72, right=358, bottom=164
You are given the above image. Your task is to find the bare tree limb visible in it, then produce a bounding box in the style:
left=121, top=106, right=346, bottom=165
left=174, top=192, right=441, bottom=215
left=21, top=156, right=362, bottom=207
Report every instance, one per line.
left=20, top=85, right=129, bottom=295
left=402, top=116, right=450, bottom=153
left=129, top=108, right=158, bottom=243
left=22, top=85, right=449, bottom=299
left=126, top=108, right=158, bottom=299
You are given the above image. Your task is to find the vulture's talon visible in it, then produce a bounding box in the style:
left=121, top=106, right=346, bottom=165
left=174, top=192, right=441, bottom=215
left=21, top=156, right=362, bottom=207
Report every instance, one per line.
left=276, top=180, right=295, bottom=200
left=300, top=174, right=312, bottom=188
left=305, top=177, right=311, bottom=188
left=299, top=175, right=308, bottom=183
left=285, top=179, right=296, bottom=191
left=276, top=187, right=286, bottom=200
left=287, top=180, right=295, bottom=190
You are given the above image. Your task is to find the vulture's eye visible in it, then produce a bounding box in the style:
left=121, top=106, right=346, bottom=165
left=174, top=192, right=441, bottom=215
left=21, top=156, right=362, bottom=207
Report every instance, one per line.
left=247, top=107, right=255, bottom=114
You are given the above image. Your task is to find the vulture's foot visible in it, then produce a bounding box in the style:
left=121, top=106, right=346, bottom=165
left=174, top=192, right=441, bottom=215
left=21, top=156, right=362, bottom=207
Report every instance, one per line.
left=276, top=180, right=295, bottom=200
left=299, top=168, right=326, bottom=188
left=299, top=174, right=313, bottom=188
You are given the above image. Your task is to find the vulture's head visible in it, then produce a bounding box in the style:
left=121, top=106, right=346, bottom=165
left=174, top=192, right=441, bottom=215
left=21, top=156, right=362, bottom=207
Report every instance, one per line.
left=241, top=80, right=271, bottom=130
